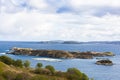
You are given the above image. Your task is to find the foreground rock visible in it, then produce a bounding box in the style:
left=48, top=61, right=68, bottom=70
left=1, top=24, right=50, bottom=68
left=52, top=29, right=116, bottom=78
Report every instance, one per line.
left=95, top=59, right=113, bottom=66
left=7, top=47, right=115, bottom=59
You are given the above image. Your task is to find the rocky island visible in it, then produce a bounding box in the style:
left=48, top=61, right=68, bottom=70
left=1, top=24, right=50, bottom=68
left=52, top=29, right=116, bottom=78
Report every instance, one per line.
left=95, top=59, right=113, bottom=66
left=6, top=47, right=115, bottom=59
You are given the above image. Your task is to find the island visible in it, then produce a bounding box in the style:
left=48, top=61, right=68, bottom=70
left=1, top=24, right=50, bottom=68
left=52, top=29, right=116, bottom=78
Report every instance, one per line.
left=6, top=47, right=115, bottom=59
left=95, top=59, right=113, bottom=66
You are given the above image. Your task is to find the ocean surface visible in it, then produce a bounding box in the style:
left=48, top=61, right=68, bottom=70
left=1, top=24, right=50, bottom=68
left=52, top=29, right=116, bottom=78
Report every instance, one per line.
left=0, top=41, right=120, bottom=80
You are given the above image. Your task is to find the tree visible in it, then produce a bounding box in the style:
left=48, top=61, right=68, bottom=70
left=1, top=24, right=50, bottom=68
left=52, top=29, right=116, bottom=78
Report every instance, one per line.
left=23, top=60, right=30, bottom=68
left=45, top=65, right=55, bottom=74
left=36, top=63, right=43, bottom=68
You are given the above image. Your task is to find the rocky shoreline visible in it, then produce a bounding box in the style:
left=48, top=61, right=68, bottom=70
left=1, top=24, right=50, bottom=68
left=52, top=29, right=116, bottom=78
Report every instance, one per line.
left=6, top=47, right=115, bottom=59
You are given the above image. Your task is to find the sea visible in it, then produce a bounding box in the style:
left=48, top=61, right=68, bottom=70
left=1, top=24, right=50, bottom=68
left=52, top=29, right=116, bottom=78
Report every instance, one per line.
left=0, top=41, right=120, bottom=80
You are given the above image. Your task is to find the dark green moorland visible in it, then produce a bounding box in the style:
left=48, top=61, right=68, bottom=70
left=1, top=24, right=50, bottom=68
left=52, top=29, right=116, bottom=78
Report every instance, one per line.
left=0, top=55, right=92, bottom=80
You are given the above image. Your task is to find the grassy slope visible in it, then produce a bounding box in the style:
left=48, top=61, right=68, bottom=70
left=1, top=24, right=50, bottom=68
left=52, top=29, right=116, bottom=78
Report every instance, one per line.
left=0, top=61, right=23, bottom=74
left=0, top=61, right=68, bottom=80
left=0, top=61, right=10, bottom=74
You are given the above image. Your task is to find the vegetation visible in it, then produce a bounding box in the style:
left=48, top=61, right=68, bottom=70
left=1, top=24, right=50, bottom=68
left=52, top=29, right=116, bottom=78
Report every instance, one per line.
left=14, top=59, right=23, bottom=68
left=67, top=68, right=88, bottom=80
left=36, top=63, right=43, bottom=68
left=0, top=55, right=14, bottom=65
left=45, top=65, right=55, bottom=74
left=2, top=71, right=16, bottom=80
left=0, top=55, right=90, bottom=80
left=23, top=60, right=30, bottom=68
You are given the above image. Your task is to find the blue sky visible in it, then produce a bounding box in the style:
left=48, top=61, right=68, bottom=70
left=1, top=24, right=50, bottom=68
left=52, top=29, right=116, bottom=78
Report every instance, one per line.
left=0, top=0, right=120, bottom=41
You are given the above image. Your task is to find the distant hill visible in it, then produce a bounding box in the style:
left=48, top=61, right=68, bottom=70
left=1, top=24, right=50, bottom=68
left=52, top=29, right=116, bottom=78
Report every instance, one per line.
left=1, top=41, right=120, bottom=45
left=38, top=41, right=120, bottom=45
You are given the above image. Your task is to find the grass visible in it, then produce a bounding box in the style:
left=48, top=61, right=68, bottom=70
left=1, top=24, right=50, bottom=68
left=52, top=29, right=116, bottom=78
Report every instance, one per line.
left=0, top=61, right=68, bottom=80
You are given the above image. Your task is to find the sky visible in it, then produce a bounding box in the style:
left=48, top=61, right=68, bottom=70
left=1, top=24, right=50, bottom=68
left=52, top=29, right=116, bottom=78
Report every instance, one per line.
left=0, top=0, right=120, bottom=41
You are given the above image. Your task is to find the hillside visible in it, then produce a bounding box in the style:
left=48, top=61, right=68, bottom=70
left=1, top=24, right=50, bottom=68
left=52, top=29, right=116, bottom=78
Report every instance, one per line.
left=0, top=61, right=68, bottom=80
left=0, top=56, right=90, bottom=80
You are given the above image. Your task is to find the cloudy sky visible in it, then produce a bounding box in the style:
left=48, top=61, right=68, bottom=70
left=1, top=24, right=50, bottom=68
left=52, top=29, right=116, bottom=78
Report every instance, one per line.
left=0, top=0, right=120, bottom=41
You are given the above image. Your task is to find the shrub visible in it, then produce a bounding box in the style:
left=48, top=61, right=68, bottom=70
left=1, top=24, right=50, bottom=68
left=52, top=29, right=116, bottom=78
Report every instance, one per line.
left=55, top=71, right=67, bottom=77
left=34, top=68, right=51, bottom=75
left=36, top=63, right=43, bottom=68
left=67, top=68, right=89, bottom=80
left=23, top=60, right=30, bottom=68
left=82, top=73, right=89, bottom=80
left=67, top=68, right=82, bottom=76
left=14, top=59, right=23, bottom=68
left=0, top=56, right=23, bottom=68
left=45, top=65, right=55, bottom=74
left=0, top=56, right=14, bottom=65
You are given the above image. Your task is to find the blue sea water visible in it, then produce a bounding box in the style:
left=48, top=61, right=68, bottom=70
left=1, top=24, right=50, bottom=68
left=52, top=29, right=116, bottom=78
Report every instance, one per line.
left=0, top=41, right=120, bottom=80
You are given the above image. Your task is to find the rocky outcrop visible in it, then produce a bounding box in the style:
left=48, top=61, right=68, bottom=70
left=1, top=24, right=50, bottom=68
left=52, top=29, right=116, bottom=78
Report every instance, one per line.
left=95, top=59, right=113, bottom=66
left=6, top=47, right=115, bottom=59
left=7, top=47, right=74, bottom=59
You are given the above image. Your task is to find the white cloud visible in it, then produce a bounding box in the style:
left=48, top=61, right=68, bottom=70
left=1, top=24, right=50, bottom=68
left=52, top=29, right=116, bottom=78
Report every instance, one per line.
left=0, top=0, right=120, bottom=41
left=29, top=0, right=48, bottom=9
left=68, top=0, right=120, bottom=16
left=69, top=0, right=120, bottom=8
left=1, top=0, right=120, bottom=15
left=0, top=11, right=120, bottom=41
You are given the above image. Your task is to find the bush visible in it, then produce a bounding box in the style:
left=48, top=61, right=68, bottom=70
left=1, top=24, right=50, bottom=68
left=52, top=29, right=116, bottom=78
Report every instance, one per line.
left=0, top=56, right=14, bottom=65
left=23, top=60, right=30, bottom=68
left=67, top=68, right=89, bottom=80
left=36, top=63, right=43, bottom=68
left=55, top=71, right=67, bottom=77
left=0, top=56, right=23, bottom=68
left=45, top=65, right=55, bottom=74
left=14, top=59, right=23, bottom=68
left=34, top=68, right=51, bottom=75
left=67, top=68, right=82, bottom=76
left=82, top=73, right=89, bottom=80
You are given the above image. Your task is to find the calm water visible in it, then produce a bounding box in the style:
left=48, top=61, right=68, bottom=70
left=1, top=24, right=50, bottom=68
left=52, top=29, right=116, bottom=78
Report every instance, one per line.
left=0, top=41, right=120, bottom=80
